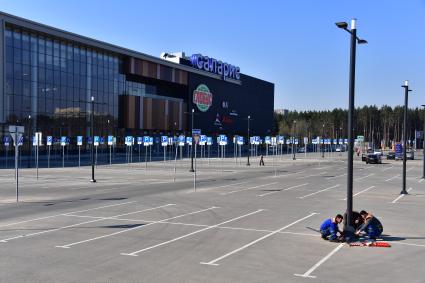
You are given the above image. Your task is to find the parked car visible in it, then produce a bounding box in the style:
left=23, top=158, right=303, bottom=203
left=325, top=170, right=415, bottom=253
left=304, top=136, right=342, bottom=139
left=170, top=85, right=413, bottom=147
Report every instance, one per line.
left=387, top=151, right=395, bottom=160
left=365, top=153, right=382, bottom=164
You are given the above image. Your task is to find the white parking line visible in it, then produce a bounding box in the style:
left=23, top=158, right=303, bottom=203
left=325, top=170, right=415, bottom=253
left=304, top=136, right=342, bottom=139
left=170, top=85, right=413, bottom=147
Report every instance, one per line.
left=298, top=184, right=340, bottom=199
left=0, top=204, right=174, bottom=243
left=326, top=174, right=346, bottom=180
left=391, top=188, right=413, bottom=204
left=0, top=201, right=137, bottom=228
left=197, top=181, right=251, bottom=192
left=341, top=186, right=375, bottom=200
left=257, top=183, right=309, bottom=197
left=220, top=182, right=278, bottom=195
left=296, top=172, right=327, bottom=180
left=56, top=206, right=218, bottom=249
left=382, top=166, right=393, bottom=172
left=294, top=243, right=344, bottom=278
left=354, top=173, right=374, bottom=181
left=121, top=209, right=264, bottom=257
left=386, top=175, right=400, bottom=182
left=200, top=212, right=317, bottom=266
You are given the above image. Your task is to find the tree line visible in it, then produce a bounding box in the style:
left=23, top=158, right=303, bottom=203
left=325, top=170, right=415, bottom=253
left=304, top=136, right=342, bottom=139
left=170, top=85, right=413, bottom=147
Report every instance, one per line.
left=274, top=105, right=425, bottom=148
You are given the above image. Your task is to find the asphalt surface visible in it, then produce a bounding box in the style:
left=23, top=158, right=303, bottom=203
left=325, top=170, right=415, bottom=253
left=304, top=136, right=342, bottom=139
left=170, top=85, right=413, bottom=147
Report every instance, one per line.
left=0, top=152, right=424, bottom=283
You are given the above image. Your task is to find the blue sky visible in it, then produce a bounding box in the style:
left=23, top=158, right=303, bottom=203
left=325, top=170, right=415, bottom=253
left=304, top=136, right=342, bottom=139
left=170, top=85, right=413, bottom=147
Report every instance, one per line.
left=1, top=0, right=424, bottom=111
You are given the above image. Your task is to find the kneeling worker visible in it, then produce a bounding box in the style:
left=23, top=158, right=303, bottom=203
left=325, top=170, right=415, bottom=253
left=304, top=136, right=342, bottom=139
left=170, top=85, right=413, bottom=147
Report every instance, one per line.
left=320, top=214, right=343, bottom=242
left=355, top=210, right=383, bottom=240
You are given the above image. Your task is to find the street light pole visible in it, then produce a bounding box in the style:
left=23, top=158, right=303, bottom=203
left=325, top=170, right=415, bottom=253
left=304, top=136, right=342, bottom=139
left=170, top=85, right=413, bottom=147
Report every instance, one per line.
left=27, top=115, right=31, bottom=168
left=292, top=120, right=297, bottom=160
left=322, top=123, right=325, bottom=158
left=90, top=96, right=96, bottom=182
left=189, top=108, right=195, bottom=172
left=422, top=104, right=425, bottom=179
left=247, top=115, right=251, bottom=166
left=401, top=81, right=411, bottom=194
left=336, top=18, right=367, bottom=239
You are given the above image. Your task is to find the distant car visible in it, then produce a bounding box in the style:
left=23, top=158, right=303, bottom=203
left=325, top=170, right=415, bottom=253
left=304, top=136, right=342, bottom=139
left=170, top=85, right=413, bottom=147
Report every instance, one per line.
left=365, top=153, right=382, bottom=164
left=387, top=151, right=395, bottom=160
left=336, top=147, right=341, bottom=152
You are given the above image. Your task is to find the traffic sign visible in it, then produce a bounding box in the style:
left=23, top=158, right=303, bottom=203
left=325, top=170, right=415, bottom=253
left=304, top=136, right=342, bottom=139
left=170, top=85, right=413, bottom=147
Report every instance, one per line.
left=149, top=137, right=154, bottom=145
left=161, top=136, right=168, bottom=146
left=4, top=136, right=10, bottom=146
left=278, top=136, right=284, bottom=144
left=94, top=136, right=99, bottom=146
left=178, top=135, right=185, bottom=146
left=186, top=137, right=193, bottom=144
left=143, top=136, right=150, bottom=146
left=137, top=137, right=143, bottom=145
left=192, top=129, right=201, bottom=136
left=61, top=136, right=67, bottom=146
left=100, top=137, right=105, bottom=145
left=199, top=135, right=207, bottom=145
left=219, top=135, right=227, bottom=146
left=207, top=137, right=213, bottom=146
left=265, top=136, right=271, bottom=145
left=77, top=136, right=83, bottom=146
left=125, top=136, right=133, bottom=146
left=107, top=136, right=114, bottom=146
left=237, top=136, right=244, bottom=145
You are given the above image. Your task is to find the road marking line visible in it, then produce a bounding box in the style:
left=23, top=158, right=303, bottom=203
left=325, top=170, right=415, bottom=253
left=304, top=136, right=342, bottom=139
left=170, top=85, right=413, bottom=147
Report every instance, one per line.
left=382, top=166, right=393, bottom=172
left=121, top=209, right=264, bottom=257
left=296, top=172, right=327, bottom=180
left=391, top=242, right=425, bottom=248
left=56, top=206, right=218, bottom=249
left=386, top=175, right=400, bottom=182
left=391, top=188, right=413, bottom=204
left=200, top=212, right=317, bottom=266
left=298, top=184, right=340, bottom=199
left=0, top=201, right=137, bottom=228
left=407, top=167, right=414, bottom=172
left=0, top=204, right=174, bottom=243
left=341, top=186, right=375, bottom=200
left=354, top=173, right=374, bottom=181
left=257, top=183, right=309, bottom=197
left=197, top=181, right=251, bottom=192
left=326, top=173, right=347, bottom=180
left=294, top=243, right=344, bottom=278
left=220, top=182, right=278, bottom=195
left=419, top=179, right=424, bottom=183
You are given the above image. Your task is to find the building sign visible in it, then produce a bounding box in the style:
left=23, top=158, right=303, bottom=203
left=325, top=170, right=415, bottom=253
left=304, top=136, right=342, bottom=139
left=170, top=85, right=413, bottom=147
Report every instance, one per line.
left=190, top=54, right=240, bottom=81
left=193, top=84, right=213, bottom=112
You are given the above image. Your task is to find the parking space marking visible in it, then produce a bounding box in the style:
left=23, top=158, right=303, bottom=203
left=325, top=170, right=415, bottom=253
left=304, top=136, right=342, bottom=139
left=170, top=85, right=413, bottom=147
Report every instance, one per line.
left=0, top=204, right=174, bottom=243
left=121, top=209, right=264, bottom=257
left=296, top=172, right=327, bottom=180
left=298, top=184, right=340, bottom=199
left=220, top=182, right=278, bottom=195
left=386, top=175, right=400, bottom=182
left=197, top=181, right=251, bottom=192
left=382, top=166, right=393, bottom=172
left=354, top=173, right=374, bottom=181
left=391, top=188, right=413, bottom=204
left=257, top=183, right=309, bottom=197
left=0, top=201, right=137, bottom=228
left=341, top=186, right=375, bottom=200
left=200, top=212, right=317, bottom=266
left=56, top=206, right=218, bottom=249
left=294, top=243, right=344, bottom=279
left=326, top=174, right=346, bottom=180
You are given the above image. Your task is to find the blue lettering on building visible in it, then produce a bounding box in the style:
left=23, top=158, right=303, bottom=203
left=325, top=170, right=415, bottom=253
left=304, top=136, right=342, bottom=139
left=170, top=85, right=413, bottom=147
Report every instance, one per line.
left=190, top=54, right=240, bottom=81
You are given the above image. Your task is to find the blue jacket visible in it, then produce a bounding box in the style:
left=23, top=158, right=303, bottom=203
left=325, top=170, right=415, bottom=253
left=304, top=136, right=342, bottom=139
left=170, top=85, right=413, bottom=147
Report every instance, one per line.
left=320, top=218, right=338, bottom=236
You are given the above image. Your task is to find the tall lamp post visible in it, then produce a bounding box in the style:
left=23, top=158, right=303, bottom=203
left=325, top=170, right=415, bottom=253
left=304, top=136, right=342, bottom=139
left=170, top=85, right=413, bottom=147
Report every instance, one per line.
left=189, top=108, right=195, bottom=172
left=322, top=123, right=325, bottom=158
left=90, top=96, right=96, bottom=182
left=246, top=115, right=251, bottom=166
left=401, top=81, right=411, bottom=194
left=422, top=104, right=425, bottom=179
left=27, top=115, right=32, bottom=168
left=336, top=18, right=367, bottom=239
left=292, top=120, right=297, bottom=160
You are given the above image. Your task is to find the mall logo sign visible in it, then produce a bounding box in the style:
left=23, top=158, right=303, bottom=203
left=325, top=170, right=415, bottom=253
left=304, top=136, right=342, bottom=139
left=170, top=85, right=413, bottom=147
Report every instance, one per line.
left=193, top=84, right=213, bottom=112
left=190, top=54, right=240, bottom=81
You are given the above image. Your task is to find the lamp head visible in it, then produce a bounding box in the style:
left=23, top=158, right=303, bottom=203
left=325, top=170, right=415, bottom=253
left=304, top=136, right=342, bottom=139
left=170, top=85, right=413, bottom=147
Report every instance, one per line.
left=335, top=22, right=348, bottom=29
left=357, top=39, right=368, bottom=44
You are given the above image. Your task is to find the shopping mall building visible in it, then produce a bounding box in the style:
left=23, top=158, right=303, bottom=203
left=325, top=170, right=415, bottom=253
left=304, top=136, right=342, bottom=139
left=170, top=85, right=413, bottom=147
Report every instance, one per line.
left=0, top=12, right=274, bottom=147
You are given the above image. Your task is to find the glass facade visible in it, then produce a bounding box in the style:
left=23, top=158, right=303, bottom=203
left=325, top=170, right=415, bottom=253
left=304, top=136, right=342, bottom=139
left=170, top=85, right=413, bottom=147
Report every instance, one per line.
left=3, top=24, right=182, bottom=141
